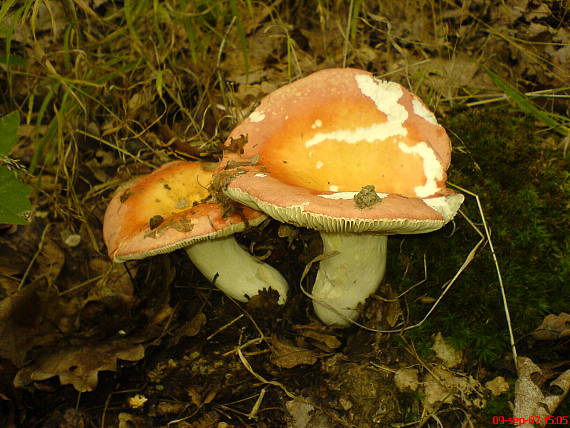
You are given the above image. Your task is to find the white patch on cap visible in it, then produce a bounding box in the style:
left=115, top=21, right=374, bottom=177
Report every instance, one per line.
left=398, top=141, right=443, bottom=197
left=304, top=75, right=408, bottom=148
left=423, top=194, right=465, bottom=222
left=249, top=111, right=265, bottom=122
left=315, top=160, right=324, bottom=169
left=311, top=119, right=323, bottom=129
left=355, top=74, right=408, bottom=124
left=254, top=173, right=267, bottom=177
left=317, top=191, right=389, bottom=200
left=329, top=185, right=340, bottom=191
left=412, top=97, right=438, bottom=125
left=305, top=122, right=407, bottom=148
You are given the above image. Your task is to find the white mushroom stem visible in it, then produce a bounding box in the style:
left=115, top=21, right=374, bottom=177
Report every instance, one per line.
left=312, top=232, right=388, bottom=326
left=185, top=236, right=288, bottom=304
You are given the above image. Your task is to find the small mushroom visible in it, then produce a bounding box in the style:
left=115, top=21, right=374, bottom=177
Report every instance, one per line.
left=216, top=68, right=463, bottom=325
left=103, top=161, right=288, bottom=303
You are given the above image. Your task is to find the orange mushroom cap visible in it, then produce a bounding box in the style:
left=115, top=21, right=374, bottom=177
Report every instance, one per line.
left=217, top=68, right=463, bottom=234
left=103, top=161, right=265, bottom=262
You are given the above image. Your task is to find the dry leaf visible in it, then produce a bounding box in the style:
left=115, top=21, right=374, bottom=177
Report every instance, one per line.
left=270, top=337, right=317, bottom=369
left=88, top=259, right=134, bottom=301
left=0, top=286, right=63, bottom=366
left=513, top=356, right=570, bottom=427
left=423, top=366, right=486, bottom=411
left=118, top=412, right=152, bottom=428
left=286, top=398, right=335, bottom=428
left=431, top=332, right=463, bottom=368
left=187, top=384, right=218, bottom=407
left=128, top=394, right=148, bottom=409
left=293, top=324, right=341, bottom=351
left=42, top=408, right=86, bottom=428
left=485, top=376, right=510, bottom=396
left=394, top=367, right=420, bottom=392
left=13, top=301, right=173, bottom=391
left=14, top=338, right=145, bottom=392
left=182, top=312, right=206, bottom=337
left=531, top=313, right=570, bottom=341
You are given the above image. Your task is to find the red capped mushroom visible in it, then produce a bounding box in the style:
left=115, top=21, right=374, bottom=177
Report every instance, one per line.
left=103, top=161, right=288, bottom=304
left=216, top=68, right=464, bottom=325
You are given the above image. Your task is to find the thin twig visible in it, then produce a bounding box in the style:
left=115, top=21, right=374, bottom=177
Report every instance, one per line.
left=207, top=314, right=245, bottom=341
left=451, top=183, right=518, bottom=372
left=236, top=347, right=297, bottom=400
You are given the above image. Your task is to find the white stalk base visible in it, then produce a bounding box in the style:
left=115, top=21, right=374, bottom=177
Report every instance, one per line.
left=312, top=232, right=388, bottom=326
left=185, top=236, right=288, bottom=304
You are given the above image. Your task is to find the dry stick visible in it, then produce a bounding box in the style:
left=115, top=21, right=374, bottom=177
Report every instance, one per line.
left=236, top=347, right=297, bottom=400
left=247, top=386, right=267, bottom=419
left=225, top=302, right=300, bottom=402
left=452, top=184, right=518, bottom=372
left=377, top=254, right=428, bottom=302
left=59, top=274, right=104, bottom=296
left=206, top=314, right=245, bottom=341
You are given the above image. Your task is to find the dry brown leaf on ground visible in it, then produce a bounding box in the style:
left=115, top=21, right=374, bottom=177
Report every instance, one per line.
left=431, top=332, right=463, bottom=368
left=168, top=312, right=207, bottom=346
left=285, top=398, right=334, bottom=428
left=13, top=338, right=145, bottom=392
left=0, top=244, right=28, bottom=276
left=41, top=408, right=86, bottom=428
left=118, top=412, right=152, bottom=428
left=513, top=356, right=570, bottom=427
left=13, top=302, right=173, bottom=392
left=394, top=367, right=420, bottom=392
left=423, top=366, right=487, bottom=411
left=85, top=259, right=135, bottom=304
left=293, top=323, right=342, bottom=352
left=0, top=285, right=64, bottom=366
left=531, top=313, right=570, bottom=341
left=485, top=376, right=510, bottom=396
left=270, top=336, right=317, bottom=369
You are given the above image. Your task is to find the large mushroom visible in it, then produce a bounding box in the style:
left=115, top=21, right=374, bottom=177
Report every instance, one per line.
left=103, top=161, right=288, bottom=304
left=215, top=68, right=464, bottom=325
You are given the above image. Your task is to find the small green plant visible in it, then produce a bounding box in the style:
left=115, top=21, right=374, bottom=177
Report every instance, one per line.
left=0, top=111, right=32, bottom=225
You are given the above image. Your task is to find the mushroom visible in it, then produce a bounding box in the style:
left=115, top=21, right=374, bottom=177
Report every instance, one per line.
left=103, top=161, right=288, bottom=304
left=215, top=68, right=464, bottom=325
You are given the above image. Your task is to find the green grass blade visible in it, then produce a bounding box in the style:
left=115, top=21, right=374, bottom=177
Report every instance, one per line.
left=485, top=68, right=568, bottom=137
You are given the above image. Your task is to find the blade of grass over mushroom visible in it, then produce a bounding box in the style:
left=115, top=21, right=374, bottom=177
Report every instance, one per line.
left=485, top=68, right=569, bottom=137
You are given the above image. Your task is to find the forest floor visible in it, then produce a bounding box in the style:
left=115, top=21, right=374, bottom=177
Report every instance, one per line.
left=0, top=1, right=569, bottom=427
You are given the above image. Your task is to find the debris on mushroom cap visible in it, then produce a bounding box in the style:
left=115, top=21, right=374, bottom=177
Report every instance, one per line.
left=103, top=161, right=265, bottom=262
left=217, top=68, right=463, bottom=234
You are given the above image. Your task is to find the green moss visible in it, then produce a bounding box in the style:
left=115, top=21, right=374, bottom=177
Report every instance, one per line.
left=481, top=388, right=515, bottom=418
left=390, top=106, right=569, bottom=364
